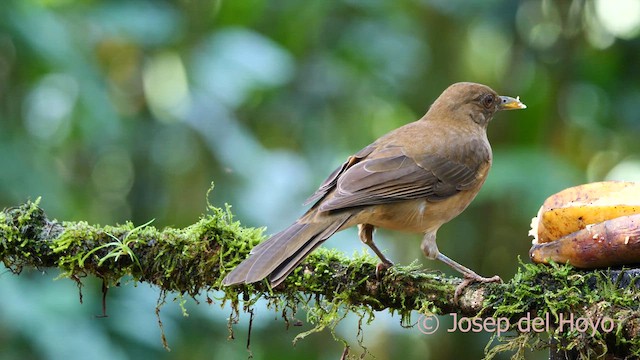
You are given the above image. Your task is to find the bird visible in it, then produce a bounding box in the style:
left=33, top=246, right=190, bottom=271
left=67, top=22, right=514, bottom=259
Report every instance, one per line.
left=222, top=82, right=526, bottom=293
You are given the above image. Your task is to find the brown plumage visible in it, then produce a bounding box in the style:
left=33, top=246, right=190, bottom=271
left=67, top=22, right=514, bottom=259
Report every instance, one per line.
left=222, top=82, right=526, bottom=289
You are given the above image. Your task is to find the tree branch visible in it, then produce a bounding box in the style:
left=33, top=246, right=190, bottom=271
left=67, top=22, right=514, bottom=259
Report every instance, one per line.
left=0, top=199, right=481, bottom=310
left=2, top=199, right=640, bottom=358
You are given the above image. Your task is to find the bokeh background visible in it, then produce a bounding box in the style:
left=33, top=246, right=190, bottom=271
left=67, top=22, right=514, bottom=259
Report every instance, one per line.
left=1, top=0, right=640, bottom=359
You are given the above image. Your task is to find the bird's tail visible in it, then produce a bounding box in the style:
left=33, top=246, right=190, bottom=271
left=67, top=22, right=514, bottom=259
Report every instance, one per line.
left=222, top=214, right=351, bottom=287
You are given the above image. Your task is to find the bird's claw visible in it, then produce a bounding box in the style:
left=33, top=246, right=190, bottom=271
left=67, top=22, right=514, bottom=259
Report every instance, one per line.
left=454, top=274, right=502, bottom=303
left=375, top=261, right=394, bottom=280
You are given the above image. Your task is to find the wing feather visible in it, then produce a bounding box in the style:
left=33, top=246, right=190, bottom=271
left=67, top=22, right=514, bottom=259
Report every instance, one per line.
left=317, top=139, right=489, bottom=211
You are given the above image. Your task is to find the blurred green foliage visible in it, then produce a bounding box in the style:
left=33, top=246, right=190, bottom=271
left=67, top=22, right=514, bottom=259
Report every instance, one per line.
left=1, top=0, right=640, bottom=359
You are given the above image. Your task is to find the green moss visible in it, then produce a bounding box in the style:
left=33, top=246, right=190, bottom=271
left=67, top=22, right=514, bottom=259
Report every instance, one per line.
left=5, top=195, right=640, bottom=358
left=2, top=194, right=451, bottom=357
left=0, top=197, right=48, bottom=271
left=44, top=194, right=265, bottom=294
left=484, top=260, right=640, bottom=359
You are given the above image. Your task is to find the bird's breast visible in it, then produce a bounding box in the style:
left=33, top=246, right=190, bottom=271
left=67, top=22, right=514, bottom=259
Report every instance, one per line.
left=352, top=191, right=478, bottom=234
left=352, top=161, right=491, bottom=234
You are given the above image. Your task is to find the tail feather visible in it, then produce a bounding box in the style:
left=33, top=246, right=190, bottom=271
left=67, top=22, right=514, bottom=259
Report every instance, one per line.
left=222, top=215, right=351, bottom=286
left=268, top=217, right=349, bottom=286
left=243, top=224, right=307, bottom=283
left=268, top=237, right=323, bottom=286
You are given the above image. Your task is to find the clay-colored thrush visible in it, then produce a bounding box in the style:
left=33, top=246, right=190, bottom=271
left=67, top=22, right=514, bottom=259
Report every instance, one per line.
left=223, top=82, right=526, bottom=289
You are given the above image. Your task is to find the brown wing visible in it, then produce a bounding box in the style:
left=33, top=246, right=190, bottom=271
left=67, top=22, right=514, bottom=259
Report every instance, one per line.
left=303, top=144, right=376, bottom=205
left=317, top=139, right=489, bottom=212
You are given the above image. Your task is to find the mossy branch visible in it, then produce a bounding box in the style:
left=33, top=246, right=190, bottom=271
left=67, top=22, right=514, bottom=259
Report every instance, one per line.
left=2, top=198, right=640, bottom=359
left=0, top=198, right=480, bottom=312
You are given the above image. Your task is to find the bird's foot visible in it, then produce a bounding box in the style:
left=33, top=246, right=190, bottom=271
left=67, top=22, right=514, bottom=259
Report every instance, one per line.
left=375, top=260, right=394, bottom=279
left=454, top=274, right=502, bottom=303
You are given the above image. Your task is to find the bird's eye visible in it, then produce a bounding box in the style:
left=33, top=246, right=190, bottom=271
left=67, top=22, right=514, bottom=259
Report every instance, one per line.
left=482, top=94, right=494, bottom=108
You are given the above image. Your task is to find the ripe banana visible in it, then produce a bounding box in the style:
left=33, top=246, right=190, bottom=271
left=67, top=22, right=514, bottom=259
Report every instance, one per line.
left=529, top=181, right=640, bottom=268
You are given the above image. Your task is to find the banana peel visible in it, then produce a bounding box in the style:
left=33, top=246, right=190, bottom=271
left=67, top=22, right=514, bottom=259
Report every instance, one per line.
left=530, top=214, right=640, bottom=268
left=529, top=181, right=640, bottom=268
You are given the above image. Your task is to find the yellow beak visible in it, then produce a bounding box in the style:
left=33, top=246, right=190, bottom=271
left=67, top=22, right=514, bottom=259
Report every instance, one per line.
left=499, top=95, right=527, bottom=110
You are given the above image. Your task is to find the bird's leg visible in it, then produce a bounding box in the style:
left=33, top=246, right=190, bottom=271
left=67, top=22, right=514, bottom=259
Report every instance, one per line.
left=358, top=224, right=394, bottom=276
left=421, top=232, right=501, bottom=301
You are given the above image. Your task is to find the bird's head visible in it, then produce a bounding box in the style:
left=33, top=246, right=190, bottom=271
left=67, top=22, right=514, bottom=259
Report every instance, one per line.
left=427, top=82, right=526, bottom=128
